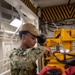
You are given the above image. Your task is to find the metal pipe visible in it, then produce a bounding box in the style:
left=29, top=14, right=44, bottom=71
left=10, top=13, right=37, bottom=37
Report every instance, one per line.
left=0, top=58, right=9, bottom=63
left=3, top=62, right=10, bottom=67
left=0, top=30, right=18, bottom=34
left=52, top=23, right=58, bottom=29
left=0, top=69, right=10, bottom=75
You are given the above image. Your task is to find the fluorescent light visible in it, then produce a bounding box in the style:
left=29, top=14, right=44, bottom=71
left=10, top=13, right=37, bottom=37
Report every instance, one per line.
left=10, top=19, right=22, bottom=27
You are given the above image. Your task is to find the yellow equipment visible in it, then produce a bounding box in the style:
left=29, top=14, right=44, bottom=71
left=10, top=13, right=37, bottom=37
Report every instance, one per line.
left=46, top=28, right=75, bottom=51
left=42, top=29, right=75, bottom=75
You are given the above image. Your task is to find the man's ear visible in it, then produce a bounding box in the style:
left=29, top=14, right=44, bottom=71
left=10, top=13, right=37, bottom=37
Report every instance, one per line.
left=22, top=34, right=25, bottom=40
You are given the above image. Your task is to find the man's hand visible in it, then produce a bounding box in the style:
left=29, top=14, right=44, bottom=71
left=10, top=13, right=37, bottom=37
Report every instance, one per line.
left=43, top=46, right=51, bottom=57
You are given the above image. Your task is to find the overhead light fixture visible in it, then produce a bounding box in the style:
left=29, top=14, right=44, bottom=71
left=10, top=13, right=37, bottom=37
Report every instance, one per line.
left=10, top=19, right=22, bottom=28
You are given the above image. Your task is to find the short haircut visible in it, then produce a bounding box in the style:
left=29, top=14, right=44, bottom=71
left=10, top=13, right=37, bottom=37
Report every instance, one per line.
left=19, top=31, right=29, bottom=39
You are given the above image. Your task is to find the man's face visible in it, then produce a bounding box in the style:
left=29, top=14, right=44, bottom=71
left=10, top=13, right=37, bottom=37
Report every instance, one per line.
left=23, top=33, right=37, bottom=48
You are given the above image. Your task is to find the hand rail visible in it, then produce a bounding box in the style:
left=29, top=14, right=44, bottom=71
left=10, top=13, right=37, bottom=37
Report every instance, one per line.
left=0, top=69, right=10, bottom=75
left=0, top=58, right=9, bottom=63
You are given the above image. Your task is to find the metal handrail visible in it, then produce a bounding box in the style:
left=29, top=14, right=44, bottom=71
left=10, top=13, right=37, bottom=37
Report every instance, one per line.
left=0, top=58, right=9, bottom=63
left=0, top=58, right=10, bottom=75
left=0, top=69, right=10, bottom=75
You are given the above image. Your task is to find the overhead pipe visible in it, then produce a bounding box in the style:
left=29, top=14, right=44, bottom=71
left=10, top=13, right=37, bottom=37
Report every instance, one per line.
left=0, top=30, right=18, bottom=34
left=51, top=23, right=58, bottom=29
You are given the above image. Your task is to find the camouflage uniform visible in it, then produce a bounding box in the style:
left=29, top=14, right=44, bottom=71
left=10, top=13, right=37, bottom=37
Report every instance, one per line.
left=9, top=46, right=46, bottom=75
